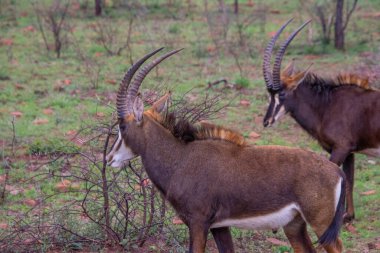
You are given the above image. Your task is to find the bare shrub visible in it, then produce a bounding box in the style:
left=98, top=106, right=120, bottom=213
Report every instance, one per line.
left=33, top=0, right=70, bottom=58
left=70, top=33, right=104, bottom=89
left=92, top=16, right=134, bottom=57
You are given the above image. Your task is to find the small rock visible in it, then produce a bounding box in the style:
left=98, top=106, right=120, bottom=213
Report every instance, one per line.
left=367, top=160, right=376, bottom=165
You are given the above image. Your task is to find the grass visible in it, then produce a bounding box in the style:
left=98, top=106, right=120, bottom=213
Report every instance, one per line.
left=0, top=0, right=379, bottom=252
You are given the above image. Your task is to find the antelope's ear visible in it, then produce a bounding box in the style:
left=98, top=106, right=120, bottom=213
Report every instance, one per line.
left=133, top=97, right=144, bottom=123
left=286, top=64, right=313, bottom=90
left=151, top=91, right=171, bottom=114
left=281, top=60, right=295, bottom=78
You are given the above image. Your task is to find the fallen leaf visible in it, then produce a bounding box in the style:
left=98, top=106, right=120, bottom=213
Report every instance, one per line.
left=23, top=25, right=36, bottom=32
left=106, top=79, right=117, bottom=85
left=33, top=118, right=49, bottom=125
left=1, top=38, right=13, bottom=46
left=0, top=174, right=7, bottom=183
left=267, top=31, right=277, bottom=37
left=270, top=10, right=281, bottom=14
left=43, top=108, right=54, bottom=115
left=206, top=44, right=216, bottom=53
left=141, top=179, right=151, bottom=187
left=360, top=190, right=376, bottom=196
left=345, top=224, right=358, bottom=234
left=10, top=111, right=22, bottom=118
left=95, top=112, right=105, bottom=118
left=63, top=79, right=71, bottom=85
left=70, top=137, right=85, bottom=146
left=6, top=185, right=22, bottom=195
left=249, top=131, right=260, bottom=139
left=266, top=237, right=289, bottom=246
left=15, top=83, right=24, bottom=90
left=240, top=99, right=250, bottom=106
left=66, top=130, right=77, bottom=136
left=172, top=216, right=184, bottom=225
left=55, top=179, right=72, bottom=192
left=94, top=52, right=103, bottom=57
left=24, top=199, right=37, bottom=207
left=0, top=223, right=8, bottom=229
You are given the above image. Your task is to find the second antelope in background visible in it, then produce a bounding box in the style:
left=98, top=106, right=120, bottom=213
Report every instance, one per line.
left=106, top=48, right=346, bottom=253
left=262, top=19, right=380, bottom=222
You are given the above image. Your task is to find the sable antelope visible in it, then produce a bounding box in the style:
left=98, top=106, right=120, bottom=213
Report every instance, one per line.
left=262, top=19, right=380, bottom=222
left=107, top=48, right=346, bottom=253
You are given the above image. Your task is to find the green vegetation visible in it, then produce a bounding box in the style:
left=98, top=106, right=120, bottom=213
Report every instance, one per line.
left=0, top=0, right=379, bottom=252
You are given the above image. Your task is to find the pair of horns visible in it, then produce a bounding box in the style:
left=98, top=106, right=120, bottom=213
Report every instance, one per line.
left=117, top=48, right=183, bottom=119
left=263, top=18, right=311, bottom=91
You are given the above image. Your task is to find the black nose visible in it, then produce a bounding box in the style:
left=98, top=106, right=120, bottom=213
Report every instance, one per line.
left=263, top=120, right=269, bottom=127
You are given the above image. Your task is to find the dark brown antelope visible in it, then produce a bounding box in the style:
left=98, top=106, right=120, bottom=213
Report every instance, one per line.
left=107, top=48, right=346, bottom=253
left=262, top=19, right=380, bottom=222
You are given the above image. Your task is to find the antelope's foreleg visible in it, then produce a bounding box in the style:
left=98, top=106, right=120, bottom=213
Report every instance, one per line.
left=283, top=215, right=315, bottom=253
left=188, top=222, right=209, bottom=253
left=211, top=227, right=234, bottom=253
left=342, top=153, right=355, bottom=222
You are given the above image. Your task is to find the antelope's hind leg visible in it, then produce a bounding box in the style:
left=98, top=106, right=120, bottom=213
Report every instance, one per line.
left=211, top=227, right=234, bottom=253
left=342, top=153, right=355, bottom=222
left=283, top=215, right=316, bottom=253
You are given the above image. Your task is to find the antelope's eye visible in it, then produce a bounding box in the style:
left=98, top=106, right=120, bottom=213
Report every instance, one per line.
left=119, top=124, right=126, bottom=132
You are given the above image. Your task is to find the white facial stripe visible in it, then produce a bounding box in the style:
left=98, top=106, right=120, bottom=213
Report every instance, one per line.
left=106, top=130, right=136, bottom=168
left=274, top=105, right=286, bottom=121
left=269, top=95, right=286, bottom=124
left=210, top=203, right=300, bottom=230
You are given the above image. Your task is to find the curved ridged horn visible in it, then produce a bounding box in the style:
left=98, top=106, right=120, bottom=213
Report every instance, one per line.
left=125, top=48, right=183, bottom=111
left=117, top=48, right=164, bottom=119
left=272, top=19, right=312, bottom=91
left=262, top=18, right=293, bottom=91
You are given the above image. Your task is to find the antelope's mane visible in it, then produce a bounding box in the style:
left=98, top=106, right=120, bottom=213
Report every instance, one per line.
left=301, top=73, right=372, bottom=95
left=145, top=109, right=245, bottom=146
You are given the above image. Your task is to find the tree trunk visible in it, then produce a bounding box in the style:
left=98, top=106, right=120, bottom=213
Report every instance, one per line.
left=334, top=0, right=344, bottom=50
left=234, top=0, right=238, bottom=14
left=95, top=0, right=102, bottom=16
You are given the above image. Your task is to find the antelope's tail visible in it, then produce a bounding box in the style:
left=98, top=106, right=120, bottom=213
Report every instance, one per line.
left=318, top=172, right=346, bottom=246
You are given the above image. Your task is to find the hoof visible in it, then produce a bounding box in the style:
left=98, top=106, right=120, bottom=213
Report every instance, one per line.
left=343, top=212, right=355, bottom=223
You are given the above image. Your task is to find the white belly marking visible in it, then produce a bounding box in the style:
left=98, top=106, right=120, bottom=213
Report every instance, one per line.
left=210, top=203, right=300, bottom=230
left=358, top=147, right=380, bottom=157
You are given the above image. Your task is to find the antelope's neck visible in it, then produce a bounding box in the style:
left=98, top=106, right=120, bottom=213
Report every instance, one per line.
left=287, top=87, right=324, bottom=139
left=140, top=118, right=184, bottom=195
